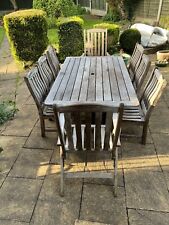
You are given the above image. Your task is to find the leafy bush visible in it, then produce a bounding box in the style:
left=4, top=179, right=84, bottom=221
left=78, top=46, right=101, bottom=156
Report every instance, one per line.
left=57, top=16, right=84, bottom=62
left=33, top=0, right=78, bottom=18
left=159, top=16, right=169, bottom=30
left=0, top=101, right=18, bottom=125
left=33, top=0, right=59, bottom=17
left=103, top=9, right=120, bottom=22
left=119, top=29, right=141, bottom=54
left=94, top=23, right=120, bottom=54
left=56, top=0, right=78, bottom=17
left=4, top=9, right=48, bottom=64
left=47, top=17, right=58, bottom=28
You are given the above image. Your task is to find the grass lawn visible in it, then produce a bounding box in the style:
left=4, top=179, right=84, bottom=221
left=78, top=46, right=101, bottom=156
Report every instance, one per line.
left=48, top=15, right=103, bottom=50
left=0, top=27, right=4, bottom=47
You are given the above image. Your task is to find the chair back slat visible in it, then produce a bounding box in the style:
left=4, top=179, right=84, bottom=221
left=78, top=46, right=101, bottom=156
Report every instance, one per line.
left=95, top=112, right=102, bottom=151
left=24, top=67, right=47, bottom=108
left=38, top=55, right=54, bottom=88
left=134, top=54, right=151, bottom=94
left=84, top=29, right=107, bottom=56
left=140, top=67, right=167, bottom=117
left=74, top=112, right=82, bottom=151
left=104, top=112, right=113, bottom=151
left=130, top=43, right=144, bottom=71
left=64, top=113, right=75, bottom=151
left=85, top=112, right=92, bottom=151
left=53, top=103, right=124, bottom=154
left=46, top=45, right=60, bottom=79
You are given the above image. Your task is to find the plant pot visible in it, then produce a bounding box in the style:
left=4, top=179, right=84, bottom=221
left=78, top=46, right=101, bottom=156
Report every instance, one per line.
left=157, top=50, right=169, bottom=61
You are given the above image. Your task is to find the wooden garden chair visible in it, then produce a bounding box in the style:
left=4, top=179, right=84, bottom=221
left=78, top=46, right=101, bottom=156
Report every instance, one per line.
left=122, top=67, right=167, bottom=144
left=37, top=55, right=55, bottom=88
left=24, top=67, right=56, bottom=137
left=46, top=45, right=60, bottom=79
left=132, top=54, right=151, bottom=96
left=53, top=103, right=124, bottom=196
left=128, top=43, right=144, bottom=81
left=83, top=29, right=108, bottom=56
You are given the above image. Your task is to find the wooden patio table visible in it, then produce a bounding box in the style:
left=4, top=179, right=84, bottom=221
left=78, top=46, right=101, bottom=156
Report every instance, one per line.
left=44, top=56, right=139, bottom=107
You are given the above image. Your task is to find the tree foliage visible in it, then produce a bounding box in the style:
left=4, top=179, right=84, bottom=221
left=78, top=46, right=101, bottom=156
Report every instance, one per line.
left=106, top=0, right=142, bottom=20
left=10, top=0, right=18, bottom=11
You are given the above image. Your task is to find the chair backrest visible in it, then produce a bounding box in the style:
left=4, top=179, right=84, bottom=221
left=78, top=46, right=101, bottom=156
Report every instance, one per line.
left=24, top=66, right=47, bottom=110
left=84, top=29, right=108, bottom=56
left=129, top=43, right=144, bottom=73
left=37, top=55, right=54, bottom=88
left=46, top=45, right=60, bottom=79
left=53, top=103, right=124, bottom=153
left=133, top=54, right=151, bottom=94
left=140, top=67, right=167, bottom=119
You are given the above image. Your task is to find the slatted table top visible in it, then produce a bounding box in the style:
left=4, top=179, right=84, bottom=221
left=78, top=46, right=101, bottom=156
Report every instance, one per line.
left=45, top=56, right=139, bottom=107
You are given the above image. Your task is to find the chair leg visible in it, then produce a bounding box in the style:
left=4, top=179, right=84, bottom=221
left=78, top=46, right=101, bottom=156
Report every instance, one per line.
left=113, top=147, right=118, bottom=197
left=40, top=116, right=45, bottom=137
left=142, top=121, right=149, bottom=145
left=60, top=147, right=64, bottom=197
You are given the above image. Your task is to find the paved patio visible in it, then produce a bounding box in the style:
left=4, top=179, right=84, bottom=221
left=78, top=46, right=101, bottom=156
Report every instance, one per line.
left=0, top=37, right=169, bottom=225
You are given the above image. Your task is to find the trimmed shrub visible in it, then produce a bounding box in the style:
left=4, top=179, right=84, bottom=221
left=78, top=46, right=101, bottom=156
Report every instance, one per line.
left=119, top=29, right=141, bottom=54
left=57, top=16, right=84, bottom=62
left=94, top=23, right=120, bottom=54
left=159, top=16, right=169, bottom=30
left=4, top=9, right=48, bottom=64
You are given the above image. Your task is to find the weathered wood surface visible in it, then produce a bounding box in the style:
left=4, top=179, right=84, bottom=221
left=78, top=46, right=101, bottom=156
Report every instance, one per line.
left=45, top=56, right=139, bottom=107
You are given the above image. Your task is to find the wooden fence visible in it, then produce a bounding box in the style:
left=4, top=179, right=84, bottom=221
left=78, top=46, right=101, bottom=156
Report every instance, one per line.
left=134, top=0, right=169, bottom=20
left=77, top=0, right=107, bottom=16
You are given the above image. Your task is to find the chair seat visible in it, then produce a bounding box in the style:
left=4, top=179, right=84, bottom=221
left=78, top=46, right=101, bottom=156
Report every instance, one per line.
left=123, top=106, right=145, bottom=122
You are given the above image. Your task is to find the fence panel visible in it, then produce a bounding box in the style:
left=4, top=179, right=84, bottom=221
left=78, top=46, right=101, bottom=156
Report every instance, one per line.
left=134, top=0, right=169, bottom=19
left=78, top=0, right=90, bottom=7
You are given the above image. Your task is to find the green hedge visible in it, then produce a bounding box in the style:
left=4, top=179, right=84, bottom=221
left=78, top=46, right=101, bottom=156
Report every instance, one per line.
left=57, top=16, right=84, bottom=62
left=4, top=9, right=48, bottom=64
left=159, top=16, right=169, bottom=30
left=94, top=23, right=120, bottom=54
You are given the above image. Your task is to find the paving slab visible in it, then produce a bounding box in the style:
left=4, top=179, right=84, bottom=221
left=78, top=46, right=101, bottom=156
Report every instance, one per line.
left=24, top=126, right=57, bottom=150
left=0, top=136, right=26, bottom=174
left=30, top=199, right=80, bottom=225
left=75, top=220, right=111, bottom=225
left=0, top=177, right=42, bottom=222
left=2, top=104, right=38, bottom=137
left=8, top=148, right=53, bottom=179
left=80, top=184, right=128, bottom=225
left=0, top=174, right=5, bottom=186
left=39, top=174, right=82, bottom=202
left=152, top=133, right=169, bottom=155
left=128, top=209, right=169, bottom=225
left=163, top=172, right=169, bottom=191
left=31, top=175, right=82, bottom=225
left=0, top=220, right=29, bottom=225
left=124, top=170, right=169, bottom=212
left=121, top=124, right=153, bottom=144
left=149, top=112, right=169, bottom=134
left=0, top=79, right=16, bottom=101
left=121, top=142, right=161, bottom=171
left=16, top=79, right=31, bottom=107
